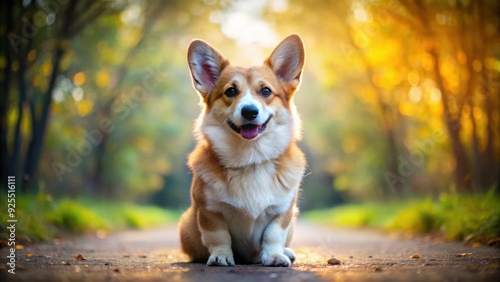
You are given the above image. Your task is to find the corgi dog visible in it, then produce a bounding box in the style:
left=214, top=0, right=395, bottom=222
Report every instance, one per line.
left=179, top=34, right=306, bottom=267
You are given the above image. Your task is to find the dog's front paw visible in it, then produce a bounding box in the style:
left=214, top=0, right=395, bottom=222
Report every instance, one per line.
left=206, top=250, right=235, bottom=266
left=283, top=247, right=296, bottom=263
left=261, top=249, right=292, bottom=267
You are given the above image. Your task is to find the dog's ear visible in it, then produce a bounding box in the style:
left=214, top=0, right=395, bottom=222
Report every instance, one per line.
left=187, top=40, right=229, bottom=98
left=265, top=34, right=305, bottom=91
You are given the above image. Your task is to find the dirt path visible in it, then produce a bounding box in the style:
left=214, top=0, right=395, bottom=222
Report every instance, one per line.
left=1, top=220, right=499, bottom=281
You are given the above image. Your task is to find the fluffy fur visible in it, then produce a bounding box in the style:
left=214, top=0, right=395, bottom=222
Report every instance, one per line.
left=179, top=34, right=306, bottom=267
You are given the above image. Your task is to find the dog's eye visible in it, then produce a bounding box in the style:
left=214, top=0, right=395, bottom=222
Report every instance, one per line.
left=260, top=87, right=272, bottom=97
left=224, top=87, right=237, bottom=98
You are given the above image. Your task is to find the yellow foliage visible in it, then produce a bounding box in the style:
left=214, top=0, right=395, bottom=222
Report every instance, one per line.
left=457, top=50, right=467, bottom=65
left=429, top=99, right=443, bottom=115
left=334, top=175, right=350, bottom=191
left=407, top=71, right=420, bottom=86
left=353, top=30, right=370, bottom=48
left=42, top=61, right=52, bottom=76
left=429, top=89, right=442, bottom=103
left=472, top=60, right=482, bottom=72
left=60, top=54, right=71, bottom=71
left=359, top=87, right=378, bottom=105
left=76, top=100, right=93, bottom=116
left=134, top=137, right=153, bottom=153
left=33, top=76, right=41, bottom=88
left=366, top=40, right=399, bottom=65
left=408, top=86, right=423, bottom=103
left=399, top=101, right=413, bottom=116
left=96, top=70, right=110, bottom=88
left=342, top=136, right=359, bottom=153
left=372, top=69, right=401, bottom=89
left=421, top=53, right=435, bottom=71
left=27, top=50, right=37, bottom=62
left=73, top=72, right=85, bottom=86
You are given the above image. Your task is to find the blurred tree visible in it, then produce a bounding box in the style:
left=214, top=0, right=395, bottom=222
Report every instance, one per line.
left=2, top=0, right=497, bottom=207
left=395, top=0, right=499, bottom=192
left=1, top=0, right=121, bottom=191
left=266, top=0, right=499, bottom=198
left=37, top=0, right=223, bottom=199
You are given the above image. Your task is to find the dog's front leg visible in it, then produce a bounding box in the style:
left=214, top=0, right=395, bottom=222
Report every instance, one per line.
left=198, top=208, right=235, bottom=266
left=260, top=211, right=296, bottom=267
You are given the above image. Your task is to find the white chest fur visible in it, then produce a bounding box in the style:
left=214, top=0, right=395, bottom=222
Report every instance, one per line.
left=204, top=161, right=297, bottom=219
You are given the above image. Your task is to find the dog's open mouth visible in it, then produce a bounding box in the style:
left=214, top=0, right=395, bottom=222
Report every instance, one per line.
left=227, top=115, right=272, bottom=140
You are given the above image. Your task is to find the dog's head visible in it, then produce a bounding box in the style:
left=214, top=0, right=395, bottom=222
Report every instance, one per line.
left=187, top=34, right=304, bottom=166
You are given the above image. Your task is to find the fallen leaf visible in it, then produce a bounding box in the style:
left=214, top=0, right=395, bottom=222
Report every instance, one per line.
left=26, top=253, right=34, bottom=257
left=456, top=253, right=473, bottom=257
left=410, top=254, right=420, bottom=259
left=74, top=254, right=87, bottom=261
left=327, top=257, right=341, bottom=265
left=472, top=242, right=481, bottom=248
left=15, top=244, right=24, bottom=250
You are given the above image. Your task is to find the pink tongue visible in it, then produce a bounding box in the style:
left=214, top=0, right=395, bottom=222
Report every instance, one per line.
left=241, top=125, right=259, bottom=139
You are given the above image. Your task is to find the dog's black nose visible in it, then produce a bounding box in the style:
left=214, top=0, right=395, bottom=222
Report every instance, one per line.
left=241, top=105, right=259, bottom=121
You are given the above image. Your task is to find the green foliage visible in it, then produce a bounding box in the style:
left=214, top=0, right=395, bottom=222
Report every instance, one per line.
left=388, top=199, right=442, bottom=234
left=304, top=192, right=500, bottom=241
left=47, top=199, right=107, bottom=233
left=436, top=192, right=500, bottom=240
left=304, top=201, right=409, bottom=228
left=81, top=199, right=182, bottom=230
left=388, top=192, right=500, bottom=240
left=0, top=194, right=56, bottom=241
left=0, top=194, right=179, bottom=242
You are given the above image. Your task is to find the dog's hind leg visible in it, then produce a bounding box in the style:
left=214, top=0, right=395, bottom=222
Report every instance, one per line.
left=179, top=207, right=209, bottom=262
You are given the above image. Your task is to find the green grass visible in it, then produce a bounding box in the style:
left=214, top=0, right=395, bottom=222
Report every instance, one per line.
left=303, top=192, right=500, bottom=242
left=0, top=193, right=181, bottom=242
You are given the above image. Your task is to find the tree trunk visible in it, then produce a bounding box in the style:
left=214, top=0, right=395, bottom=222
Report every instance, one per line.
left=1, top=0, right=14, bottom=189
left=92, top=131, right=107, bottom=195
left=23, top=0, right=77, bottom=191
left=477, top=0, right=498, bottom=191
left=11, top=13, right=34, bottom=186
left=23, top=46, right=65, bottom=191
left=335, top=11, right=403, bottom=197
left=405, top=0, right=473, bottom=192
left=11, top=52, right=27, bottom=183
left=428, top=48, right=472, bottom=192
